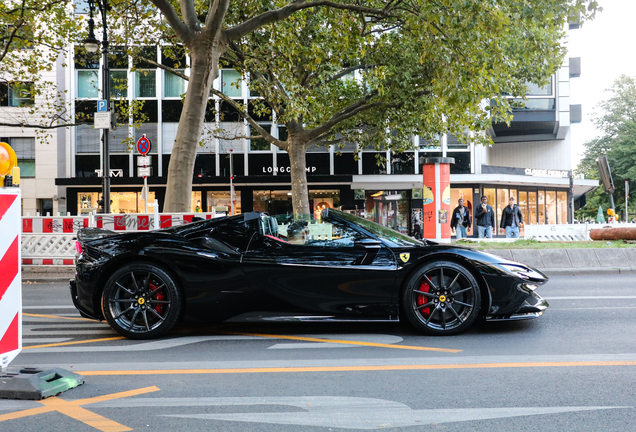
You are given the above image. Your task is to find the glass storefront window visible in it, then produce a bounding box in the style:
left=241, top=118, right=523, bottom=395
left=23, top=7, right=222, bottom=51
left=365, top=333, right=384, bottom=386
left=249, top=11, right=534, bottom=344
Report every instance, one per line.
left=207, top=191, right=242, bottom=215
left=191, top=191, right=202, bottom=213
left=496, top=189, right=509, bottom=235
left=528, top=191, right=537, bottom=225
left=253, top=190, right=339, bottom=217
left=519, top=191, right=528, bottom=223
left=538, top=191, right=545, bottom=224
left=450, top=188, right=474, bottom=237
left=135, top=70, right=156, bottom=98
left=484, top=188, right=496, bottom=215
left=364, top=190, right=409, bottom=234
left=77, top=191, right=156, bottom=214
left=546, top=191, right=557, bottom=224
left=558, top=191, right=568, bottom=224
left=78, top=71, right=98, bottom=98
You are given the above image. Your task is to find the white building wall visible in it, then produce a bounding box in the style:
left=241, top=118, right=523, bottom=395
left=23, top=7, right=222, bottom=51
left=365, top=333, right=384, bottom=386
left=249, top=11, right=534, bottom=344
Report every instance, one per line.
left=0, top=52, right=62, bottom=215
left=487, top=137, right=572, bottom=171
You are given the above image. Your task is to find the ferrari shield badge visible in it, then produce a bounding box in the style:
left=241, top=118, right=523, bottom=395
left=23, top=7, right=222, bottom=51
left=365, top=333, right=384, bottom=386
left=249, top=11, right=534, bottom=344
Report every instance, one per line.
left=399, top=253, right=410, bottom=263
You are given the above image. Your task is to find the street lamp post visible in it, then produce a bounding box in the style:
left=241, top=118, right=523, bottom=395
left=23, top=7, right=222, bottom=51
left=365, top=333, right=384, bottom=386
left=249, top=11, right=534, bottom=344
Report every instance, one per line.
left=84, top=0, right=110, bottom=214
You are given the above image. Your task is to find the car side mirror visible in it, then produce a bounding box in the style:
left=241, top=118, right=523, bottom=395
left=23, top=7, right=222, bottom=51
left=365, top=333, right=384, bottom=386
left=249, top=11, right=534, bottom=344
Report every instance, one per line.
left=354, top=238, right=382, bottom=250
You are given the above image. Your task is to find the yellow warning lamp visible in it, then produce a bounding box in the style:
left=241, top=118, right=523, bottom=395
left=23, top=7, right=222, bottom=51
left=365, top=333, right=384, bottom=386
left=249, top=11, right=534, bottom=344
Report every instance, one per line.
left=0, top=142, right=19, bottom=186
left=607, top=208, right=615, bottom=217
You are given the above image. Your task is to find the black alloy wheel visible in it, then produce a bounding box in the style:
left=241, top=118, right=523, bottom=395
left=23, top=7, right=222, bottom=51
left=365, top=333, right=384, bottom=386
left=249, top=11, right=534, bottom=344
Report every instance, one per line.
left=401, top=261, right=481, bottom=335
left=101, top=262, right=182, bottom=339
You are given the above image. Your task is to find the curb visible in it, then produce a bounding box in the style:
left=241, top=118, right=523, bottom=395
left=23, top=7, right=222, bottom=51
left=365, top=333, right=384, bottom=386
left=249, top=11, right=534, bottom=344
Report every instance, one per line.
left=541, top=267, right=636, bottom=276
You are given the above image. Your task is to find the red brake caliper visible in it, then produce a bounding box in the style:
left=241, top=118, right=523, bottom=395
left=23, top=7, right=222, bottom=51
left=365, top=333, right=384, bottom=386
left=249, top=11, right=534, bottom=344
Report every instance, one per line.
left=149, top=282, right=165, bottom=315
left=416, top=282, right=431, bottom=317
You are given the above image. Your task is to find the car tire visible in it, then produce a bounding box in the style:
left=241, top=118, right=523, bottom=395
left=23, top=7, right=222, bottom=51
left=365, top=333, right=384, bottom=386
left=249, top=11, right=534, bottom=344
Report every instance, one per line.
left=101, top=262, right=182, bottom=339
left=401, top=261, right=481, bottom=336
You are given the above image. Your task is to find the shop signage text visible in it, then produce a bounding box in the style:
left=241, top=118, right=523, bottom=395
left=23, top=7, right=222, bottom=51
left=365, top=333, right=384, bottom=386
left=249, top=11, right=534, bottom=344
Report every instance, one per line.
left=524, top=168, right=569, bottom=178
left=262, top=166, right=317, bottom=174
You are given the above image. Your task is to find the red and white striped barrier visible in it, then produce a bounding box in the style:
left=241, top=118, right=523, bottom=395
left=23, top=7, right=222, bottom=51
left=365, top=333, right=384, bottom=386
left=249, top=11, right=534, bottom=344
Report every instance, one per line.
left=0, top=188, right=21, bottom=370
left=21, top=212, right=217, bottom=234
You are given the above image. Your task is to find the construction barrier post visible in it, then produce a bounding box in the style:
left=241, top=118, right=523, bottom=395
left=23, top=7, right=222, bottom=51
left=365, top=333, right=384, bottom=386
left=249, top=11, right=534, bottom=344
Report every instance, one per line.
left=0, top=188, right=21, bottom=371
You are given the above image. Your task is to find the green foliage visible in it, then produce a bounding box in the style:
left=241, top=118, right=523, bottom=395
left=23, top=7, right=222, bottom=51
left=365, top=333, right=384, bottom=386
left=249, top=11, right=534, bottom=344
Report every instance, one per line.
left=575, top=75, right=636, bottom=221
left=0, top=0, right=82, bottom=134
left=225, top=0, right=598, bottom=156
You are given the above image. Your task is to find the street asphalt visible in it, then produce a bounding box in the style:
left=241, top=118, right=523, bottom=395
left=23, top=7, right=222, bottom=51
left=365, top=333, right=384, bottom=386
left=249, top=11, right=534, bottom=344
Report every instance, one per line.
left=2, top=274, right=635, bottom=431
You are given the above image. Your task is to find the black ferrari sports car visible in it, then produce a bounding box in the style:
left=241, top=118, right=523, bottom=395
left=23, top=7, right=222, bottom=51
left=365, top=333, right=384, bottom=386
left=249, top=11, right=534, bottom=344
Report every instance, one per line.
left=70, top=208, right=549, bottom=339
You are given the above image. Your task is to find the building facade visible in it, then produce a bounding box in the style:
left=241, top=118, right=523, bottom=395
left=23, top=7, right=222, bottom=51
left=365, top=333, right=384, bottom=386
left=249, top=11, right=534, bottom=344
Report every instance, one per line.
left=0, top=21, right=597, bottom=237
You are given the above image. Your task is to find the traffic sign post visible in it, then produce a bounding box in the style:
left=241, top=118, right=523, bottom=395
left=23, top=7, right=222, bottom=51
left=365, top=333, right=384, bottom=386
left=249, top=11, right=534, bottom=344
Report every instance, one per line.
left=136, top=135, right=152, bottom=213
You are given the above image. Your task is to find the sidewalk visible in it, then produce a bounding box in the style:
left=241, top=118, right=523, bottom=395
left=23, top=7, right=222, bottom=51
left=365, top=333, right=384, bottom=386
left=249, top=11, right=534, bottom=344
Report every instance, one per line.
left=21, top=248, right=636, bottom=282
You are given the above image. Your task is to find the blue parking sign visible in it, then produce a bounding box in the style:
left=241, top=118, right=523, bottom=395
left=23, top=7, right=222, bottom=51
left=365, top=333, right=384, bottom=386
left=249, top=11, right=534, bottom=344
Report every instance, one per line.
left=97, top=100, right=108, bottom=112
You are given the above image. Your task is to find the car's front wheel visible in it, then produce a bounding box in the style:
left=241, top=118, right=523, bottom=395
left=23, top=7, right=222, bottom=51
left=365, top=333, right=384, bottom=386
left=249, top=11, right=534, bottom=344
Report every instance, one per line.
left=401, top=261, right=481, bottom=336
left=101, top=262, right=182, bottom=339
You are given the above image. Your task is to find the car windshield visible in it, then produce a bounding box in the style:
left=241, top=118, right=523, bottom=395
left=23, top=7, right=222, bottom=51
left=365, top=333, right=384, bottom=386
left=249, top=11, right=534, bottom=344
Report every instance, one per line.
left=329, top=209, right=424, bottom=247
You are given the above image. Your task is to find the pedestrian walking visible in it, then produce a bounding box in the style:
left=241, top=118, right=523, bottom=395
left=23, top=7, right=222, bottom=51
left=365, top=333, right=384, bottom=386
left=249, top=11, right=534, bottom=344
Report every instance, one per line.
left=412, top=211, right=423, bottom=240
left=450, top=198, right=471, bottom=240
left=474, top=195, right=495, bottom=238
left=500, top=196, right=523, bottom=238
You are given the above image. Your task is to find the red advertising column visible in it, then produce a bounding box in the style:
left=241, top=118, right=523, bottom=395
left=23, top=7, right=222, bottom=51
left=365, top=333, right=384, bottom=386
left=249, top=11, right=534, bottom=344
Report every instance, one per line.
left=421, top=157, right=454, bottom=243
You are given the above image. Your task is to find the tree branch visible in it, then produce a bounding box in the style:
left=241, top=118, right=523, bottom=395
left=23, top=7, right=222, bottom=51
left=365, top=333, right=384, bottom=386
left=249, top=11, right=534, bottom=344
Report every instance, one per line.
left=316, top=65, right=375, bottom=88
left=148, top=0, right=191, bottom=42
left=209, top=87, right=282, bottom=147
left=180, top=0, right=200, bottom=31
left=224, top=0, right=391, bottom=42
left=204, top=0, right=230, bottom=38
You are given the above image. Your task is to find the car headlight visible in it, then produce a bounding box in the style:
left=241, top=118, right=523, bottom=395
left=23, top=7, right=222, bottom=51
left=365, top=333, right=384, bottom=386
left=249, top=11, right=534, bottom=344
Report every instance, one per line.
left=499, top=263, right=539, bottom=280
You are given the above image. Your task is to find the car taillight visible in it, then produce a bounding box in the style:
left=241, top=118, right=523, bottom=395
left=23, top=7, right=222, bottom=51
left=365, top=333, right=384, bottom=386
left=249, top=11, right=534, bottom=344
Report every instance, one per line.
left=75, top=241, right=82, bottom=255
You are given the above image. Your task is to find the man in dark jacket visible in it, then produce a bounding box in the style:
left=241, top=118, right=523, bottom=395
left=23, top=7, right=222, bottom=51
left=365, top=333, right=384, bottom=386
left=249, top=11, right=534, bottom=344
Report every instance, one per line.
left=450, top=198, right=471, bottom=240
left=500, top=196, right=523, bottom=238
left=474, top=195, right=495, bottom=238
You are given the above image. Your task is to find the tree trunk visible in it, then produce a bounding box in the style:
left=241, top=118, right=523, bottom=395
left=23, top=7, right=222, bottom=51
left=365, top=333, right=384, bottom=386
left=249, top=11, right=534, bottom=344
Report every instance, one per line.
left=163, top=47, right=221, bottom=212
left=288, top=142, right=310, bottom=218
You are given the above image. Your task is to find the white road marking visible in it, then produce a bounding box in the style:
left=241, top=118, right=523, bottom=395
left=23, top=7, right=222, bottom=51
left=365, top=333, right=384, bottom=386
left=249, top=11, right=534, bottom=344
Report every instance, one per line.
left=549, top=307, right=636, bottom=311
left=22, top=335, right=265, bottom=353
left=156, top=397, right=628, bottom=429
left=268, top=334, right=403, bottom=349
left=2, top=397, right=626, bottom=429
left=23, top=353, right=636, bottom=372
left=545, top=296, right=636, bottom=300
left=22, top=338, right=73, bottom=343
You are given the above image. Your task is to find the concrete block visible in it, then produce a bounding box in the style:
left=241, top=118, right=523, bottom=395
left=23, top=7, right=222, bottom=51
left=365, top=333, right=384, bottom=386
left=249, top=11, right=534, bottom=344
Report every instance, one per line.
left=510, top=249, right=544, bottom=269
left=621, top=248, right=636, bottom=267
left=539, top=249, right=572, bottom=268
left=566, top=249, right=600, bottom=268
left=486, top=250, right=513, bottom=261
left=594, top=248, right=627, bottom=267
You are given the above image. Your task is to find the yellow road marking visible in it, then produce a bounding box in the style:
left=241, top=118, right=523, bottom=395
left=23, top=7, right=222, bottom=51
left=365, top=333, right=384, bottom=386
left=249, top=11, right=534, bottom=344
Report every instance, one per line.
left=77, top=360, right=636, bottom=376
left=23, top=312, right=95, bottom=322
left=229, top=332, right=462, bottom=353
left=23, top=336, right=125, bottom=350
left=0, top=386, right=160, bottom=432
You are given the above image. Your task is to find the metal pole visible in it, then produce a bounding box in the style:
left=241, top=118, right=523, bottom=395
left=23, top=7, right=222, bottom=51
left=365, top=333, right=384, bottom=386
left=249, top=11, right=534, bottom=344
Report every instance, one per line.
left=99, top=0, right=110, bottom=214
left=229, top=149, right=235, bottom=216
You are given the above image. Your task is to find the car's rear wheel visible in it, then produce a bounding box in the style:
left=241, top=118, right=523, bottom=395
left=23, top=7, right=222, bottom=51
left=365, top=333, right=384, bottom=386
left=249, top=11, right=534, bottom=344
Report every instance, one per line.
left=401, top=261, right=480, bottom=336
left=101, top=262, right=182, bottom=339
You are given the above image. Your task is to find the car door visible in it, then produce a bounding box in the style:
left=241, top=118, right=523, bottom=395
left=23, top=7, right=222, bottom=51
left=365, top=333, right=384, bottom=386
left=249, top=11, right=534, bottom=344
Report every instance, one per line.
left=174, top=218, right=257, bottom=321
left=241, top=215, right=397, bottom=316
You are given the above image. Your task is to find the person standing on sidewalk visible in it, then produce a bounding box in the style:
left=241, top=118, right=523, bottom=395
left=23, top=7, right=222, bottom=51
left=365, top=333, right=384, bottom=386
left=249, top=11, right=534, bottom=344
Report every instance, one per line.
left=475, top=196, right=495, bottom=238
left=500, top=196, right=523, bottom=238
left=450, top=198, right=471, bottom=240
